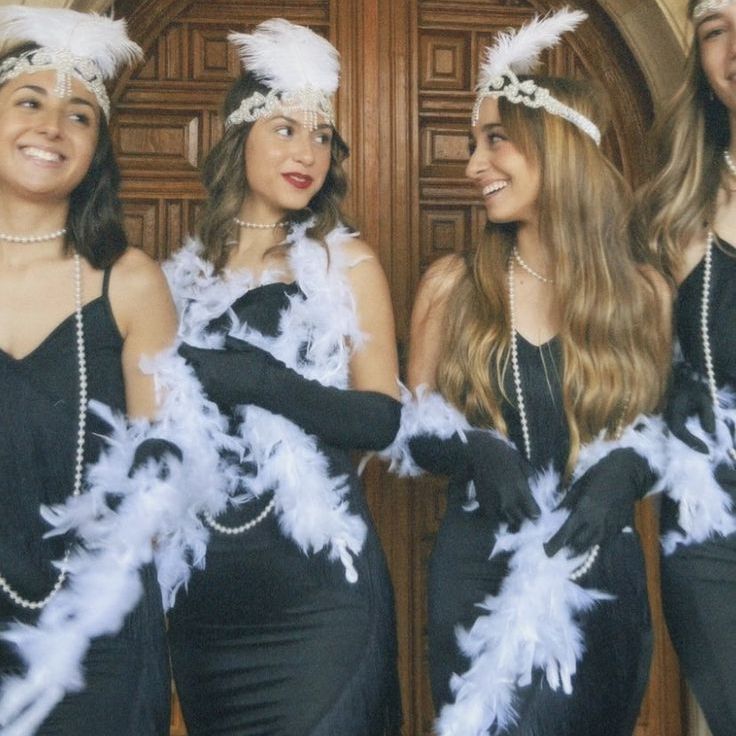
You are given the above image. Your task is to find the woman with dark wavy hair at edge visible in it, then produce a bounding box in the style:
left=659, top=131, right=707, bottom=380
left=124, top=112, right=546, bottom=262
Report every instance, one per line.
left=0, top=5, right=176, bottom=736
left=633, top=2, right=736, bottom=734
left=385, top=7, right=671, bottom=736
left=165, top=18, right=402, bottom=736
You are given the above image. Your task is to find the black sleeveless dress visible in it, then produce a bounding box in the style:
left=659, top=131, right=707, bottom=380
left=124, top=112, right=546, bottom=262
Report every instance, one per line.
left=167, top=282, right=401, bottom=736
left=428, top=336, right=652, bottom=735
left=662, top=237, right=736, bottom=735
left=0, top=267, right=170, bottom=735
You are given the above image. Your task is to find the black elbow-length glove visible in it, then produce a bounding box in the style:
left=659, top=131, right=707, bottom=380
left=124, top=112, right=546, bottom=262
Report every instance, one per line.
left=544, top=448, right=655, bottom=557
left=408, top=430, right=540, bottom=531
left=178, top=339, right=401, bottom=451
left=665, top=363, right=716, bottom=454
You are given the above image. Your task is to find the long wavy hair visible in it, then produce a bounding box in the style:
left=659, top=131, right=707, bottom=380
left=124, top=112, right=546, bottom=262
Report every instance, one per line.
left=0, top=43, right=128, bottom=269
left=437, top=77, right=670, bottom=474
left=632, top=0, right=729, bottom=280
left=198, top=71, right=352, bottom=272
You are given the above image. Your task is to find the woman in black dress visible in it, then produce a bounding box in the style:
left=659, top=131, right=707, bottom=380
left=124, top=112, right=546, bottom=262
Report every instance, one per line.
left=395, top=9, right=670, bottom=735
left=166, top=19, right=402, bottom=736
left=635, top=1, right=736, bottom=733
left=0, top=6, right=176, bottom=736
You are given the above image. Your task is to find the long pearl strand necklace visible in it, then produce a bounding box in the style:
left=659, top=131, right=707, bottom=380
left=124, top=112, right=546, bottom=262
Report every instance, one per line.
left=0, top=254, right=87, bottom=609
left=203, top=495, right=276, bottom=535
left=700, top=233, right=736, bottom=461
left=0, top=227, right=67, bottom=244
left=507, top=255, right=599, bottom=582
left=512, top=246, right=553, bottom=284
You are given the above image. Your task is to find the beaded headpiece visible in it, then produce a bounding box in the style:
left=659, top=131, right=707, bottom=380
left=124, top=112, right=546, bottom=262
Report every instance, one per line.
left=693, top=1, right=735, bottom=20
left=226, top=19, right=339, bottom=131
left=473, top=7, right=601, bottom=146
left=0, top=6, right=141, bottom=120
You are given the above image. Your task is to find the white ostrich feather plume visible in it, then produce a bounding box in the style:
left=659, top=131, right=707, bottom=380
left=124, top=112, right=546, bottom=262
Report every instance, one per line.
left=478, top=7, right=587, bottom=87
left=229, top=18, right=339, bottom=96
left=0, top=6, right=141, bottom=79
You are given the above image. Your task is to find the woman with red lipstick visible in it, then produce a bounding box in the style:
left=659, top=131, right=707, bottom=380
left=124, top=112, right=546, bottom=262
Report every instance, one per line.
left=390, top=9, right=669, bottom=735
left=165, top=20, right=402, bottom=736
left=635, top=1, right=736, bottom=732
left=0, top=7, right=175, bottom=736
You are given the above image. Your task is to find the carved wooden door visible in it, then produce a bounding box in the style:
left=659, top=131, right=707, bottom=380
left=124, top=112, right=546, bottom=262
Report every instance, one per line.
left=112, top=1, right=682, bottom=734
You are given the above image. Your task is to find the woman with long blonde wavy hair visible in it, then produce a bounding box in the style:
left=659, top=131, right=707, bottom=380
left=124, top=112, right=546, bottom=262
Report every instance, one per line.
left=395, top=8, right=670, bottom=735
left=634, top=1, right=736, bottom=733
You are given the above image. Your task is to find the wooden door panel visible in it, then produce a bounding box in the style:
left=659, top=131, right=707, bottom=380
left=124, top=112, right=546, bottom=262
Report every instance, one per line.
left=112, top=2, right=682, bottom=734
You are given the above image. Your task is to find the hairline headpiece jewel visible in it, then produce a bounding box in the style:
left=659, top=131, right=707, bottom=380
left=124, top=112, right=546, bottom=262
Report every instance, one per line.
left=473, top=7, right=601, bottom=146
left=0, top=6, right=142, bottom=120
left=693, top=0, right=735, bottom=21
left=225, top=18, right=339, bottom=131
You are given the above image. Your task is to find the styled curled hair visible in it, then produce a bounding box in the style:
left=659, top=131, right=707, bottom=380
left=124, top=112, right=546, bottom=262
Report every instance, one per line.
left=437, top=77, right=669, bottom=473
left=632, top=0, right=729, bottom=279
left=0, top=42, right=127, bottom=268
left=198, top=71, right=351, bottom=272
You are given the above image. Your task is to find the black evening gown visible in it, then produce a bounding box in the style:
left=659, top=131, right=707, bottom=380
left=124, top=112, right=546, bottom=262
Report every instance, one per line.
left=428, top=336, right=652, bottom=735
left=661, top=236, right=736, bottom=736
left=0, top=267, right=171, bottom=735
left=167, top=282, right=402, bottom=736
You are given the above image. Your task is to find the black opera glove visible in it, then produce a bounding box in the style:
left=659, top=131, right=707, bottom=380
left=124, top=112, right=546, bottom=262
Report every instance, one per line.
left=665, top=363, right=716, bottom=454
left=544, top=448, right=654, bottom=557
left=408, top=430, right=540, bottom=532
left=178, top=340, right=401, bottom=451
left=715, top=463, right=736, bottom=505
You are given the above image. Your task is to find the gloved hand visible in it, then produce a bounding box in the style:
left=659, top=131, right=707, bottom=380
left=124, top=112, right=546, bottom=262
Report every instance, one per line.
left=665, top=363, right=715, bottom=454
left=179, top=340, right=401, bottom=451
left=128, top=438, right=183, bottom=480
left=408, top=430, right=539, bottom=531
left=544, top=448, right=654, bottom=557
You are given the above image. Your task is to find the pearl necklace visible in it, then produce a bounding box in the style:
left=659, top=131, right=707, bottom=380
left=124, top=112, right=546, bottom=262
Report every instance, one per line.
left=233, top=217, right=283, bottom=230
left=0, top=227, right=67, bottom=244
left=203, top=495, right=276, bottom=535
left=700, top=233, right=736, bottom=461
left=508, top=255, right=599, bottom=582
left=724, top=150, right=736, bottom=179
left=512, top=247, right=553, bottom=284
left=0, top=254, right=87, bottom=609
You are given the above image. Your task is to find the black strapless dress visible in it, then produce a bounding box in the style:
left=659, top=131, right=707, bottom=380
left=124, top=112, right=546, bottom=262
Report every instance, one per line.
left=0, top=267, right=170, bottom=735
left=167, top=282, right=401, bottom=736
left=428, top=336, right=652, bottom=735
left=661, top=237, right=736, bottom=736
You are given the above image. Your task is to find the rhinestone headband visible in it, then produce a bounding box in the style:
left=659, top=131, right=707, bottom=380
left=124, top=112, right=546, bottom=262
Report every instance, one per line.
left=693, top=0, right=734, bottom=20
left=0, top=48, right=110, bottom=118
left=225, top=86, right=334, bottom=131
left=473, top=69, right=601, bottom=146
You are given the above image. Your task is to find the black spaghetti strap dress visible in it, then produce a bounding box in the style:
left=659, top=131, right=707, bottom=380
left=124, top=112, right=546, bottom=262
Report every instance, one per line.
left=167, top=282, right=402, bottom=736
left=428, top=336, right=652, bottom=735
left=661, top=236, right=736, bottom=736
left=0, top=265, right=170, bottom=735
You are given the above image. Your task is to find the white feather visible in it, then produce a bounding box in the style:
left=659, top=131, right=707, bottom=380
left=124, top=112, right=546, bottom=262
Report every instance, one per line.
left=228, top=19, right=339, bottom=96
left=0, top=6, right=141, bottom=79
left=478, top=7, right=587, bottom=86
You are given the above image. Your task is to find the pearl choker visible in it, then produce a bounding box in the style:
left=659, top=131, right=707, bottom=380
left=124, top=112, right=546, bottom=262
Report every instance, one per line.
left=724, top=151, right=736, bottom=179
left=0, top=227, right=67, bottom=244
left=234, top=217, right=283, bottom=230
left=508, top=254, right=599, bottom=582
left=0, top=254, right=87, bottom=609
left=513, top=247, right=553, bottom=284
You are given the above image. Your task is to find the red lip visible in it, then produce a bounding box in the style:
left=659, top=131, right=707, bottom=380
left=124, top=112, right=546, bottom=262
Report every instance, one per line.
left=282, top=172, right=313, bottom=190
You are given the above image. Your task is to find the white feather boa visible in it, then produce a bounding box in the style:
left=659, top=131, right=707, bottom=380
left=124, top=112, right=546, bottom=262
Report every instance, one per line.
left=386, top=390, right=666, bottom=736
left=163, top=221, right=368, bottom=580
left=660, top=385, right=736, bottom=554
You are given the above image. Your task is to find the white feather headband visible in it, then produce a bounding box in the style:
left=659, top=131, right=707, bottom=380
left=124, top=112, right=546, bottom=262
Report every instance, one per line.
left=693, top=0, right=734, bottom=20
left=473, top=7, right=601, bottom=146
left=226, top=18, right=340, bottom=130
left=0, top=6, right=142, bottom=120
